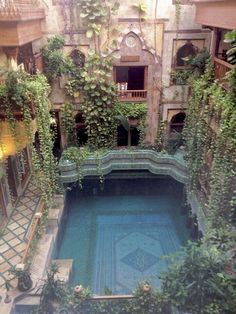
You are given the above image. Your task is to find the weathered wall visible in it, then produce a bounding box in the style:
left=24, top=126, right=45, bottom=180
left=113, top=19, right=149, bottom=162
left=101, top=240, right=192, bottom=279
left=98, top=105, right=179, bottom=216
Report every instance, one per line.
left=40, top=0, right=211, bottom=144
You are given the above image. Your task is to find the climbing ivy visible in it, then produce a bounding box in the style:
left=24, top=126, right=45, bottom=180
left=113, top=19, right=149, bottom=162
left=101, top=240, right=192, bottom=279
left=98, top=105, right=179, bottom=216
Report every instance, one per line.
left=60, top=103, right=76, bottom=147
left=183, top=62, right=236, bottom=229
left=42, top=36, right=75, bottom=83
left=0, top=70, right=57, bottom=222
left=77, top=0, right=120, bottom=52
left=67, top=51, right=118, bottom=149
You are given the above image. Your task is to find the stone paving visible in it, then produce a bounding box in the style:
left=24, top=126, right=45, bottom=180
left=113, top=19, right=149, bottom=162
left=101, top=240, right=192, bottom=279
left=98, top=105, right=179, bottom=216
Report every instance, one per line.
left=0, top=181, right=40, bottom=289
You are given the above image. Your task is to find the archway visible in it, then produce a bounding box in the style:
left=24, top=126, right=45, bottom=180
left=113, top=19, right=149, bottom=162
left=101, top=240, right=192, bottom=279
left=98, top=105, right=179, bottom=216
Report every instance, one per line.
left=176, top=41, right=197, bottom=66
left=170, top=112, right=186, bottom=133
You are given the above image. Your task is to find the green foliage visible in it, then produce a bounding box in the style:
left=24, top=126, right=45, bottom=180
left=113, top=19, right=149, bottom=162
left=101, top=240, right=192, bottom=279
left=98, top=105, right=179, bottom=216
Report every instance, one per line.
left=75, top=51, right=118, bottom=149
left=189, top=48, right=211, bottom=74
left=0, top=70, right=57, bottom=216
left=9, top=266, right=32, bottom=292
left=114, top=102, right=147, bottom=119
left=183, top=62, right=236, bottom=255
left=61, top=146, right=90, bottom=188
left=37, top=267, right=171, bottom=314
left=183, top=61, right=214, bottom=188
left=133, top=1, right=148, bottom=15
left=161, top=242, right=236, bottom=314
left=42, top=36, right=75, bottom=82
left=224, top=29, right=236, bottom=65
left=39, top=263, right=65, bottom=313
left=77, top=0, right=120, bottom=40
left=60, top=103, right=76, bottom=146
left=171, top=68, right=192, bottom=85
left=171, top=49, right=211, bottom=85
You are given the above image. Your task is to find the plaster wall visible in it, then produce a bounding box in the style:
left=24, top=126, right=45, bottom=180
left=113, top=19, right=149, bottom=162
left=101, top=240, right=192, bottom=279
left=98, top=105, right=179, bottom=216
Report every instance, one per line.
left=0, top=48, right=8, bottom=68
left=40, top=0, right=211, bottom=143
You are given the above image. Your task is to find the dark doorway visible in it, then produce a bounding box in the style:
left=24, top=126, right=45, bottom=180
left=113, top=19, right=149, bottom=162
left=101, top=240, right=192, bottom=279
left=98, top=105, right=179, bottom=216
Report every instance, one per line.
left=170, top=112, right=186, bottom=133
left=115, top=66, right=146, bottom=90
left=75, top=113, right=88, bottom=146
left=117, top=125, right=140, bottom=146
left=176, top=41, right=197, bottom=66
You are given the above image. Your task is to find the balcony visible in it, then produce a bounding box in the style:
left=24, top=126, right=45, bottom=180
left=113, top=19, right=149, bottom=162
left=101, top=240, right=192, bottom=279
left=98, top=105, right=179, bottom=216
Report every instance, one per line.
left=191, top=0, right=236, bottom=30
left=0, top=0, right=45, bottom=47
left=118, top=90, right=147, bottom=101
left=214, top=57, right=234, bottom=86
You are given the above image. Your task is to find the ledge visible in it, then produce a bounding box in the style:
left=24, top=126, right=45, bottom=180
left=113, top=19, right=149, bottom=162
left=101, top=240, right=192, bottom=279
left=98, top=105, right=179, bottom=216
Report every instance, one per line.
left=58, top=149, right=188, bottom=185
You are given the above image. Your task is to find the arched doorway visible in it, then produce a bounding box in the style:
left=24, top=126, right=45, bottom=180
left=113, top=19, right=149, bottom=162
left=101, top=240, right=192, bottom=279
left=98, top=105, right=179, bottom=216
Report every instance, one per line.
left=170, top=112, right=186, bottom=133
left=117, top=124, right=140, bottom=147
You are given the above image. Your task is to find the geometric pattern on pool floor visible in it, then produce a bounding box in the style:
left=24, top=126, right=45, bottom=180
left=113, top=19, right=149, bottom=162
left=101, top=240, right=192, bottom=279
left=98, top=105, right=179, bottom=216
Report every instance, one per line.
left=93, top=213, right=182, bottom=294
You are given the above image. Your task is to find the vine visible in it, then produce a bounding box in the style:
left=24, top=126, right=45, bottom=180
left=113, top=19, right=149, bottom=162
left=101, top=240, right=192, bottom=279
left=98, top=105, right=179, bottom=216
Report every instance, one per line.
left=60, top=103, right=76, bottom=147
left=67, top=51, right=118, bottom=149
left=0, top=70, right=57, bottom=223
left=77, top=0, right=119, bottom=52
left=183, top=62, right=236, bottom=236
left=42, top=36, right=75, bottom=83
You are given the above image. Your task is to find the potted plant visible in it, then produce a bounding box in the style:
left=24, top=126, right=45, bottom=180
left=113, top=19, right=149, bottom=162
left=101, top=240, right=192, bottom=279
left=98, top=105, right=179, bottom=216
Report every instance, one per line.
left=10, top=264, right=33, bottom=292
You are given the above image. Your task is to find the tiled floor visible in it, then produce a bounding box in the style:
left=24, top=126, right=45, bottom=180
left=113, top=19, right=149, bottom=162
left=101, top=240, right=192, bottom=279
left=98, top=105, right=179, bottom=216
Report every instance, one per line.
left=0, top=181, right=40, bottom=289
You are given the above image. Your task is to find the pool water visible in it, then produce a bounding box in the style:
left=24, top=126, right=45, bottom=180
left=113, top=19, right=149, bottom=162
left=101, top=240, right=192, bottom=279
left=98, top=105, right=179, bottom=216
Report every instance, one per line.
left=56, top=176, right=190, bottom=294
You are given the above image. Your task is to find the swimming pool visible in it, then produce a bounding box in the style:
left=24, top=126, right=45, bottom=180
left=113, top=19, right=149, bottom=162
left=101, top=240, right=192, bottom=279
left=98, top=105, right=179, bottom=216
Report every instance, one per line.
left=55, top=174, right=190, bottom=294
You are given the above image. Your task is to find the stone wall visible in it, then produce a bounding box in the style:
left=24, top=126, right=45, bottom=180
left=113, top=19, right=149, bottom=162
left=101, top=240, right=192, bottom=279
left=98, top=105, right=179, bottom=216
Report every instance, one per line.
left=34, top=1, right=211, bottom=143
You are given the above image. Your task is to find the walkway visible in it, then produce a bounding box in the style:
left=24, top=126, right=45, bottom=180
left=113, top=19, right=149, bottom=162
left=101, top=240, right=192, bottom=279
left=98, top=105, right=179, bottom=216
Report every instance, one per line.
left=0, top=180, right=40, bottom=289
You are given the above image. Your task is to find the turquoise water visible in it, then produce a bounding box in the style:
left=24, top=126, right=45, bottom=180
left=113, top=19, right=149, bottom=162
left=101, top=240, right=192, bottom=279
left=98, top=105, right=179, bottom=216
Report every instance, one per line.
left=56, top=176, right=190, bottom=294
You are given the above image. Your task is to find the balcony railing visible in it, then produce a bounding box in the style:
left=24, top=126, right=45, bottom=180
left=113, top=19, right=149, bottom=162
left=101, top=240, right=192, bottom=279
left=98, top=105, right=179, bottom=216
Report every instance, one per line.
left=214, top=57, right=234, bottom=88
left=118, top=90, right=147, bottom=101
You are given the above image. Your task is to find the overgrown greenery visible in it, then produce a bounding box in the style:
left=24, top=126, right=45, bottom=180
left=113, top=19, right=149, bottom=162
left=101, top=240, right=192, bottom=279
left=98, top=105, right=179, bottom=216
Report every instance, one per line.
left=66, top=50, right=118, bottom=149
left=77, top=0, right=120, bottom=52
left=171, top=49, right=211, bottom=85
left=42, top=36, right=75, bottom=82
left=224, top=29, right=236, bottom=65
left=0, top=70, right=57, bottom=221
left=60, top=103, right=76, bottom=146
left=161, top=242, right=236, bottom=314
left=183, top=62, right=236, bottom=226
left=37, top=264, right=171, bottom=314
left=61, top=146, right=90, bottom=188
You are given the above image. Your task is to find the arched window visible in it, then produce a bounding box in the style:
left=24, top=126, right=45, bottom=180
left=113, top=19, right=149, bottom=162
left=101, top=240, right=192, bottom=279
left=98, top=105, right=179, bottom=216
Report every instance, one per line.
left=176, top=41, right=197, bottom=66
left=70, top=50, right=85, bottom=68
left=170, top=112, right=186, bottom=133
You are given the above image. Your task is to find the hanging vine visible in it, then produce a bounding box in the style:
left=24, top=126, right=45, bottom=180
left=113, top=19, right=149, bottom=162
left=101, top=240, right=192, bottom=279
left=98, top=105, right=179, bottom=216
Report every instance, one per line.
left=0, top=70, right=57, bottom=222
left=183, top=63, right=236, bottom=233
left=67, top=51, right=118, bottom=149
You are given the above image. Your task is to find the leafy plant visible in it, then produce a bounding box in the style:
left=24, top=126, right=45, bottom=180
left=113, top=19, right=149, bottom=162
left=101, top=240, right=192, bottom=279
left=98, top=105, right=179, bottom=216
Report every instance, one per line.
left=114, top=102, right=147, bottom=119
left=224, top=29, right=236, bottom=65
left=42, top=36, right=75, bottom=82
left=69, top=50, right=118, bottom=149
left=61, top=146, right=90, bottom=188
left=77, top=0, right=119, bottom=43
left=161, top=242, right=236, bottom=314
left=60, top=103, right=76, bottom=146
left=9, top=266, right=33, bottom=292
left=39, top=263, right=65, bottom=313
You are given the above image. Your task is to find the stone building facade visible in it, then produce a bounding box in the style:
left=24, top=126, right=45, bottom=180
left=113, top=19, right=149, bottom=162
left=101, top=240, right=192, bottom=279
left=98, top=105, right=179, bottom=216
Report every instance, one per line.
left=0, top=0, right=211, bottom=219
